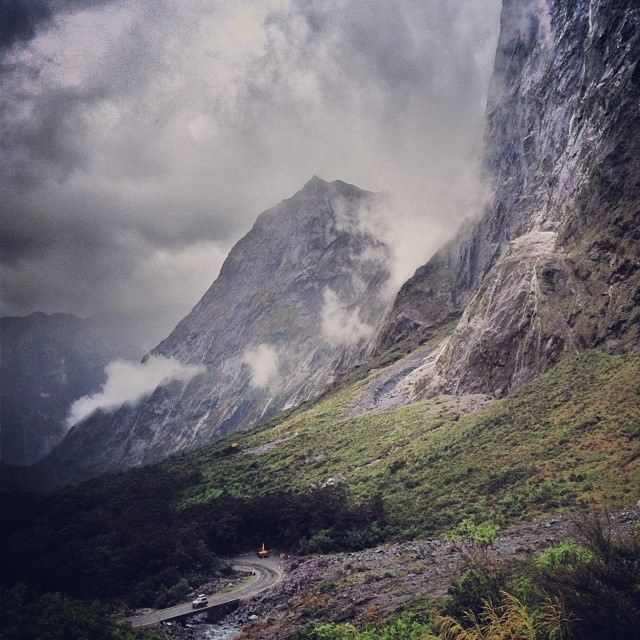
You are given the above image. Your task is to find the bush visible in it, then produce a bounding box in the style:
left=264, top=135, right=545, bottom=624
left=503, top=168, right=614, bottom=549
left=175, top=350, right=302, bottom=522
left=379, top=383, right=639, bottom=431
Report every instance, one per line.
left=534, top=515, right=640, bottom=640
left=437, top=592, right=566, bottom=640
left=440, top=512, right=640, bottom=640
left=535, top=541, right=595, bottom=569
left=0, top=585, right=159, bottom=640
left=302, top=614, right=436, bottom=640
left=300, top=529, right=335, bottom=554
left=442, top=564, right=510, bottom=622
left=447, top=520, right=500, bottom=549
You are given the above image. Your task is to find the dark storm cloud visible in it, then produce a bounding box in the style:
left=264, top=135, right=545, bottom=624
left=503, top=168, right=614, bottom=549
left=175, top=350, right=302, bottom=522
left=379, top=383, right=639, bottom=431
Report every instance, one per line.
left=0, top=0, right=113, bottom=53
left=0, top=0, right=501, bottom=346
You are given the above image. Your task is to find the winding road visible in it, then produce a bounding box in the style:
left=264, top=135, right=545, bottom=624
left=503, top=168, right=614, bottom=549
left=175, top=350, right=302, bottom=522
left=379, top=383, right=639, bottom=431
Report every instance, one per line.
left=122, top=556, right=284, bottom=628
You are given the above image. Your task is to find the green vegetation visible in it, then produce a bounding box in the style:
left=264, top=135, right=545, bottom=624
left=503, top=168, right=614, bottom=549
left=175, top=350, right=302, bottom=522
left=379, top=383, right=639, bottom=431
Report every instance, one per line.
left=298, top=595, right=563, bottom=640
left=0, top=480, right=385, bottom=607
left=300, top=515, right=640, bottom=640
left=446, top=520, right=500, bottom=548
left=0, top=349, right=638, bottom=624
left=175, top=349, right=640, bottom=536
left=303, top=614, right=435, bottom=640
left=531, top=514, right=640, bottom=639
left=0, top=466, right=224, bottom=608
left=436, top=593, right=566, bottom=640
left=534, top=541, right=595, bottom=569
left=0, top=585, right=161, bottom=640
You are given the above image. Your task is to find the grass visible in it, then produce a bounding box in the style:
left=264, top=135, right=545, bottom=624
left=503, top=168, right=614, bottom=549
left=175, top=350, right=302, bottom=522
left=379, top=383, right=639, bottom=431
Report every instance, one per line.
left=4, top=346, right=637, bottom=634
left=167, top=349, right=640, bottom=540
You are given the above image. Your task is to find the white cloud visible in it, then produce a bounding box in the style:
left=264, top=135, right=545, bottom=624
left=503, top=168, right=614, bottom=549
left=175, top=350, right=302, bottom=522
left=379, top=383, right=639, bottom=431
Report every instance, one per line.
left=321, top=288, right=374, bottom=347
left=66, top=355, right=205, bottom=426
left=242, top=343, right=280, bottom=389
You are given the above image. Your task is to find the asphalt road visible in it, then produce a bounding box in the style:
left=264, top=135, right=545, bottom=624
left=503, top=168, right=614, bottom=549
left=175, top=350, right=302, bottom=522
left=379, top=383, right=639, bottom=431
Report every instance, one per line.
left=122, top=556, right=284, bottom=628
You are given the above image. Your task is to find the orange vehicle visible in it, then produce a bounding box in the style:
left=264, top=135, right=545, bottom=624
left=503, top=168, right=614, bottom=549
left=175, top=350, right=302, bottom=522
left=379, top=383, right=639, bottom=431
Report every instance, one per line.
left=258, top=543, right=269, bottom=558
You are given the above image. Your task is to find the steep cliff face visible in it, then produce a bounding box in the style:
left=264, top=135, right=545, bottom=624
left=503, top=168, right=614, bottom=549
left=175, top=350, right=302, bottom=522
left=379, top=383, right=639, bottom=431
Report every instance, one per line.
left=0, top=313, right=137, bottom=465
left=377, top=0, right=640, bottom=397
left=43, top=177, right=392, bottom=478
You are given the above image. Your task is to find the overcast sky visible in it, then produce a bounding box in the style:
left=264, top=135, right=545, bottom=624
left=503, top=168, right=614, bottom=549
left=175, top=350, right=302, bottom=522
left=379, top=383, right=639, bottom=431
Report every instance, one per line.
left=0, top=0, right=501, bottom=348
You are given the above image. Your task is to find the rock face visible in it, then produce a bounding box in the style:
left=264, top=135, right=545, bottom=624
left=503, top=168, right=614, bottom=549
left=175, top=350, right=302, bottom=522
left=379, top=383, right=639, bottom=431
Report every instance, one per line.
left=0, top=313, right=136, bottom=465
left=377, top=0, right=640, bottom=397
left=43, top=177, right=392, bottom=478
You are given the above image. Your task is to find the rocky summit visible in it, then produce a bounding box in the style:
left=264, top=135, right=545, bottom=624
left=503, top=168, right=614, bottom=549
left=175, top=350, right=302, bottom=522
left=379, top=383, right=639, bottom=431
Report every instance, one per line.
left=42, top=177, right=393, bottom=480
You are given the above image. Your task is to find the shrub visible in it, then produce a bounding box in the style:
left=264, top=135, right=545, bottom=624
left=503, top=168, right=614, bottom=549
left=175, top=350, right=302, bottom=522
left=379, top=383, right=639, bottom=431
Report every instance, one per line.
left=303, top=614, right=436, bottom=639
left=534, top=515, right=640, bottom=640
left=0, top=585, right=159, bottom=640
left=447, top=520, right=500, bottom=549
left=442, top=566, right=509, bottom=622
left=437, top=592, right=567, bottom=640
left=300, top=529, right=336, bottom=554
left=535, top=542, right=595, bottom=570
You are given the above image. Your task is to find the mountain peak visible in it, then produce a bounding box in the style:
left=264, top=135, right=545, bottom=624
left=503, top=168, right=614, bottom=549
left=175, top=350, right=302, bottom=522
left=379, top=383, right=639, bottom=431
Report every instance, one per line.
left=300, top=175, right=330, bottom=195
left=44, top=174, right=394, bottom=479
left=299, top=176, right=372, bottom=202
left=303, top=174, right=327, bottom=188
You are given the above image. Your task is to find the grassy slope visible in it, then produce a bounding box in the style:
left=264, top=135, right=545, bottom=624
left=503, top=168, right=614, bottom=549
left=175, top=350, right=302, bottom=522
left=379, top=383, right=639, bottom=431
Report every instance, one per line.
left=169, top=349, right=640, bottom=538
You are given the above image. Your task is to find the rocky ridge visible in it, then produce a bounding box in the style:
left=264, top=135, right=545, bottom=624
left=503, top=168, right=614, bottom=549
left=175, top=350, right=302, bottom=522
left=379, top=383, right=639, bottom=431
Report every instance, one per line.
left=42, top=177, right=394, bottom=479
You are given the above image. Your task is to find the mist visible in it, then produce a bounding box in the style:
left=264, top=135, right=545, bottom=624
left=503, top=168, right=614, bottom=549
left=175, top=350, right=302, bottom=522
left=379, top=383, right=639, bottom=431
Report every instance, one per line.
left=242, top=343, right=280, bottom=390
left=321, top=288, right=374, bottom=347
left=0, top=0, right=501, bottom=346
left=67, top=355, right=205, bottom=426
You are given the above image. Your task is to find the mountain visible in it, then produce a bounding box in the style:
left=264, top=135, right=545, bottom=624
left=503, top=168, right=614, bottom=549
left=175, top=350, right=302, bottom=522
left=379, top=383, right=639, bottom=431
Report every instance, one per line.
left=0, top=312, right=138, bottom=465
left=32, top=0, right=640, bottom=483
left=374, top=0, right=639, bottom=398
left=2, top=2, right=640, bottom=638
left=41, top=177, right=393, bottom=479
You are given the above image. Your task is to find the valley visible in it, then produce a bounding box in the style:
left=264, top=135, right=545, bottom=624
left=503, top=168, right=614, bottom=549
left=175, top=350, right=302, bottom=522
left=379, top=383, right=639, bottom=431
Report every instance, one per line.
left=1, top=0, right=639, bottom=639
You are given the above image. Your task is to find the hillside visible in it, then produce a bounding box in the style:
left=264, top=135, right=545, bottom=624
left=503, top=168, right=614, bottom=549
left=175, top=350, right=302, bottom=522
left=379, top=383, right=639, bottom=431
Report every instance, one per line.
left=3, top=349, right=638, bottom=591
left=170, top=349, right=640, bottom=534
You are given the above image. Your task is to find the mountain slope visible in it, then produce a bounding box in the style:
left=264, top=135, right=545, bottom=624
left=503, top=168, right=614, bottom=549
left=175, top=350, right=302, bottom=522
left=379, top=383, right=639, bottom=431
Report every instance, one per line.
left=0, top=312, right=136, bottom=465
left=41, top=177, right=393, bottom=479
left=172, top=349, right=640, bottom=537
left=376, top=0, right=640, bottom=397
left=5, top=348, right=638, bottom=630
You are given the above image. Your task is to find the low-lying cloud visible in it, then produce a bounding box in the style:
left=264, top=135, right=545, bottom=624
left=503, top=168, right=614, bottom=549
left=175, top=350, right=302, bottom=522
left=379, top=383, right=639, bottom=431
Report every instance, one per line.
left=66, top=355, right=205, bottom=426
left=242, top=343, right=280, bottom=389
left=321, top=288, right=374, bottom=347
